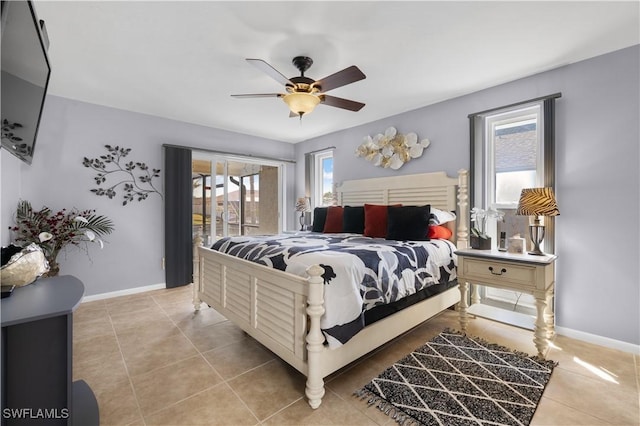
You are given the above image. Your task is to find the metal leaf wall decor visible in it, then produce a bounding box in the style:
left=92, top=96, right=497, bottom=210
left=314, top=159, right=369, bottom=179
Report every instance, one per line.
left=355, top=127, right=430, bottom=169
left=83, top=145, right=163, bottom=206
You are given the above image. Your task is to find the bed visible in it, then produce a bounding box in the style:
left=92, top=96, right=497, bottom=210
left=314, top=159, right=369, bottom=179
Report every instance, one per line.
left=192, top=169, right=469, bottom=409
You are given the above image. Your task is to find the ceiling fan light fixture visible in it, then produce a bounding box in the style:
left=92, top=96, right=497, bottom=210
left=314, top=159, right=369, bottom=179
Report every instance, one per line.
left=282, top=92, right=321, bottom=116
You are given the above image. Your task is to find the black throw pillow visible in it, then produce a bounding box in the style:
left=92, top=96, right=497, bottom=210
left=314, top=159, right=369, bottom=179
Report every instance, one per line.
left=342, top=206, right=365, bottom=234
left=311, top=207, right=328, bottom=233
left=386, top=205, right=431, bottom=241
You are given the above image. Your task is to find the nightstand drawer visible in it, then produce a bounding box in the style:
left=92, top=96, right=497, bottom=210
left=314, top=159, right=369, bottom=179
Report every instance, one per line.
left=461, top=258, right=536, bottom=288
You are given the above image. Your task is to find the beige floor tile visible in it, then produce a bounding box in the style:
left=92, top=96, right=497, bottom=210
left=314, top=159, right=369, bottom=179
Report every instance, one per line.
left=531, top=397, right=613, bottom=425
left=202, top=338, right=275, bottom=379
left=105, top=294, right=160, bottom=316
left=170, top=305, right=228, bottom=331
left=181, top=319, right=248, bottom=352
left=264, top=389, right=377, bottom=425
left=469, top=321, right=542, bottom=357
left=70, top=285, right=639, bottom=426
left=131, top=355, right=223, bottom=416
left=549, top=334, right=638, bottom=389
left=120, top=332, right=199, bottom=377
left=144, top=383, right=258, bottom=426
left=109, top=304, right=170, bottom=333
left=325, top=357, right=397, bottom=425
left=73, top=333, right=121, bottom=364
left=543, top=366, right=639, bottom=425
left=152, top=286, right=194, bottom=307
left=74, top=349, right=129, bottom=394
left=228, top=359, right=306, bottom=421
left=75, top=301, right=109, bottom=323
left=73, top=314, right=114, bottom=340
left=94, top=379, right=143, bottom=426
left=116, top=319, right=183, bottom=350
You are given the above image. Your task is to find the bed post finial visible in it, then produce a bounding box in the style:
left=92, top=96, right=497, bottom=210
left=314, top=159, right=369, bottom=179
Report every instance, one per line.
left=457, top=169, right=469, bottom=249
left=305, top=264, right=326, bottom=409
left=193, top=233, right=204, bottom=311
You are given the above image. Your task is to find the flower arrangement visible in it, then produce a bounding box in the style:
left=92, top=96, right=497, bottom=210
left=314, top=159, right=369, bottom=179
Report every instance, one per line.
left=470, top=207, right=505, bottom=239
left=8, top=200, right=115, bottom=276
left=355, top=127, right=430, bottom=170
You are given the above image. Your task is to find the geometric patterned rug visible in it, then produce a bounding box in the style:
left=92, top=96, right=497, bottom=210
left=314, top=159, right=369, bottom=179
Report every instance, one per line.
left=355, top=330, right=557, bottom=426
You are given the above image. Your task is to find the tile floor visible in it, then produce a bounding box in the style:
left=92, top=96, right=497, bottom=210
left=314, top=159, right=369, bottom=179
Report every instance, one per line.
left=73, top=284, right=640, bottom=425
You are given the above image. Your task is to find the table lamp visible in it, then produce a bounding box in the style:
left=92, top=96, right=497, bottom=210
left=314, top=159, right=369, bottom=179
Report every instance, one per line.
left=516, top=187, right=560, bottom=255
left=295, top=197, right=310, bottom=231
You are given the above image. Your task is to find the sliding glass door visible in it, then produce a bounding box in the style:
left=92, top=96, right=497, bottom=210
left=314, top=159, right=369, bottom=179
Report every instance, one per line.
left=192, top=153, right=282, bottom=243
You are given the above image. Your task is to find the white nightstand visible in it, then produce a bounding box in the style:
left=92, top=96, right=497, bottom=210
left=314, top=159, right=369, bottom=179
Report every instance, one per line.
left=455, top=248, right=557, bottom=358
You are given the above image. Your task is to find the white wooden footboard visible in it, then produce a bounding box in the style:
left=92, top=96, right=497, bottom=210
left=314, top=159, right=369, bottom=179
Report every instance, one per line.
left=193, top=243, right=327, bottom=408
left=192, top=243, right=461, bottom=410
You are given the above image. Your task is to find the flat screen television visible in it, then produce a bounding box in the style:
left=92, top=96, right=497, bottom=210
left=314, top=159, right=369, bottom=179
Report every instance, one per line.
left=1, top=0, right=51, bottom=165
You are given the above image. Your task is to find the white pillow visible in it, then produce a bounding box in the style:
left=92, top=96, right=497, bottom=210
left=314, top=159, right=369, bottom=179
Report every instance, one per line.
left=430, top=207, right=456, bottom=225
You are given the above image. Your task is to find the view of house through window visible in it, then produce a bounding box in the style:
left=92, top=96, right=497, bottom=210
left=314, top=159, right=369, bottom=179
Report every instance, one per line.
left=488, top=106, right=542, bottom=208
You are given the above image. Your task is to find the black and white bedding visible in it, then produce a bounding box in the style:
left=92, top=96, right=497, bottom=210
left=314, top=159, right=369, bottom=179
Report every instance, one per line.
left=212, top=233, right=457, bottom=348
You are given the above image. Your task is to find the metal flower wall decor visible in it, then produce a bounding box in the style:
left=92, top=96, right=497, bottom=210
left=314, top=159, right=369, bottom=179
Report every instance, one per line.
left=83, top=145, right=162, bottom=206
left=355, top=127, right=430, bottom=170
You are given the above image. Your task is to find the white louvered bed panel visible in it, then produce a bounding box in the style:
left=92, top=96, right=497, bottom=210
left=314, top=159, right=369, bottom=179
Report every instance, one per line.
left=255, top=280, right=297, bottom=351
left=387, top=186, right=456, bottom=211
left=224, top=268, right=251, bottom=322
left=200, top=258, right=222, bottom=304
left=337, top=171, right=459, bottom=212
left=339, top=190, right=384, bottom=206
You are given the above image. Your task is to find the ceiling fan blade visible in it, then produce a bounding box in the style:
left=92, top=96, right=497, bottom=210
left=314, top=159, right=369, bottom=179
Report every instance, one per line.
left=320, top=95, right=365, bottom=111
left=246, top=59, right=293, bottom=87
left=231, top=93, right=284, bottom=98
left=312, top=66, right=366, bottom=92
left=289, top=111, right=299, bottom=118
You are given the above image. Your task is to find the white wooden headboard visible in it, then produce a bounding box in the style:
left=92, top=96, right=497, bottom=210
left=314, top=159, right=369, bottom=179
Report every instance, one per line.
left=336, top=170, right=469, bottom=248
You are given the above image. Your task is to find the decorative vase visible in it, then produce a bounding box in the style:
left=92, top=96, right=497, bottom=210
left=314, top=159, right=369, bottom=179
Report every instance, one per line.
left=44, top=259, right=60, bottom=277
left=470, top=235, right=492, bottom=250
left=0, top=244, right=50, bottom=286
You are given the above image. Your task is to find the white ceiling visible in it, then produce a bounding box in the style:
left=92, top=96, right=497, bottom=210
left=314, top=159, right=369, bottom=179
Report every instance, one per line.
left=34, top=1, right=639, bottom=143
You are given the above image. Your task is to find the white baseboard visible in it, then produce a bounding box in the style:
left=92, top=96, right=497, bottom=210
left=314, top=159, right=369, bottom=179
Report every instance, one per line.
left=555, top=326, right=640, bottom=355
left=469, top=304, right=639, bottom=354
left=81, top=283, right=167, bottom=303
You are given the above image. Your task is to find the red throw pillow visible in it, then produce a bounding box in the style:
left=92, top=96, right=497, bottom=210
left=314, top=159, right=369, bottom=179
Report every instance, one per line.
left=364, top=204, right=401, bottom=238
left=428, top=225, right=453, bottom=240
left=323, top=206, right=344, bottom=233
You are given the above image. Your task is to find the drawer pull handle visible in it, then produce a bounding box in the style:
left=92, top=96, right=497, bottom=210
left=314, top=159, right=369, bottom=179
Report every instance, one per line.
left=488, top=266, right=507, bottom=276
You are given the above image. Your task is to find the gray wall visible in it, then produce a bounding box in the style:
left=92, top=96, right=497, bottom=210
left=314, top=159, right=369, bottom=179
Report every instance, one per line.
left=295, top=45, right=640, bottom=346
left=1, top=96, right=296, bottom=296
left=2, top=46, right=637, bottom=346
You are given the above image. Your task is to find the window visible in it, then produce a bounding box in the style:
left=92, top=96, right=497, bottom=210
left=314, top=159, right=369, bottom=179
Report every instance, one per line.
left=469, top=94, right=560, bottom=327
left=315, top=151, right=334, bottom=207
left=304, top=148, right=334, bottom=210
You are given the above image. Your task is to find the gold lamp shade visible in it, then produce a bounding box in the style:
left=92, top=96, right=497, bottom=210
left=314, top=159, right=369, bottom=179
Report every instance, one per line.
left=516, top=187, right=559, bottom=255
left=283, top=92, right=321, bottom=116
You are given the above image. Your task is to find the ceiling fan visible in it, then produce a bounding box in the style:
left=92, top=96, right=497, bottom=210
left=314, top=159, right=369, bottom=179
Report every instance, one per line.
left=231, top=56, right=366, bottom=119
